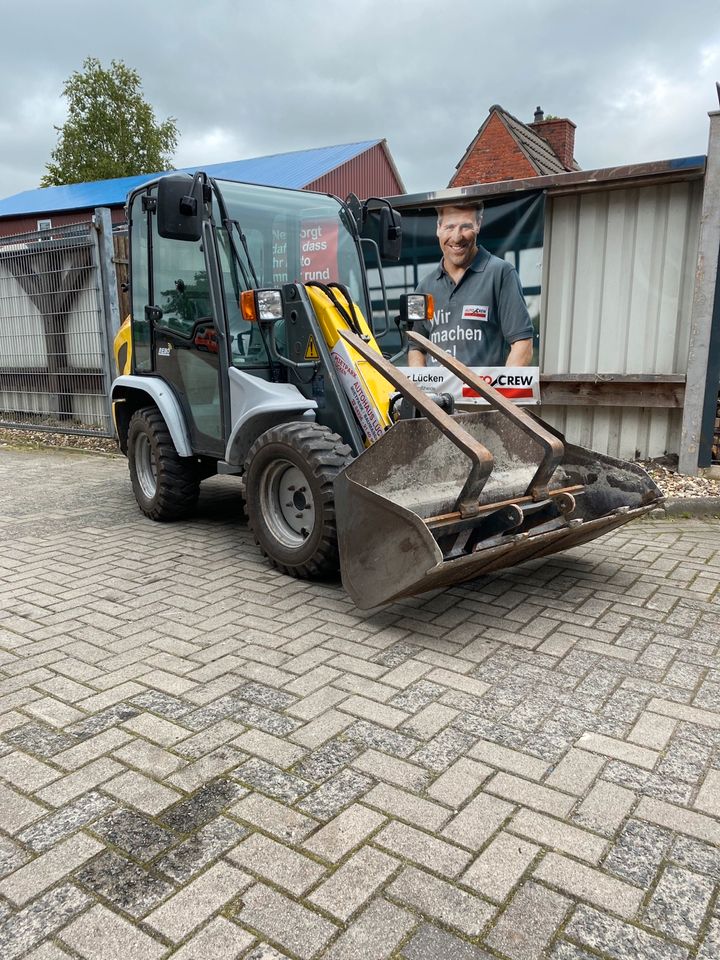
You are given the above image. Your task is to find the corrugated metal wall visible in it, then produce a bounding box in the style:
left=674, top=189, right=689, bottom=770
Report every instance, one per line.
left=540, top=179, right=703, bottom=459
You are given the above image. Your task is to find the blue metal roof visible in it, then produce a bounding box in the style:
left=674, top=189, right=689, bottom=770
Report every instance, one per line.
left=0, top=140, right=381, bottom=219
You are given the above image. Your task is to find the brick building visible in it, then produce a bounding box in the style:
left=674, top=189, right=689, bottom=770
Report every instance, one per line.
left=449, top=105, right=579, bottom=187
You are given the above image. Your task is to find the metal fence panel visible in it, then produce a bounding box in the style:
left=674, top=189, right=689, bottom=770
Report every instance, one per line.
left=0, top=219, right=115, bottom=436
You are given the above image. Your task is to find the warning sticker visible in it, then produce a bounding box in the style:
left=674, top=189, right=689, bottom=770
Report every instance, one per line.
left=304, top=335, right=320, bottom=360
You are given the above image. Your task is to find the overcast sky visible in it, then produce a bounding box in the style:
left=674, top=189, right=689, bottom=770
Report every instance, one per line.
left=1, top=0, right=718, bottom=200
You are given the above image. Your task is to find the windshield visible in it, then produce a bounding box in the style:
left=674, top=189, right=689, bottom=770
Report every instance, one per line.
left=212, top=180, right=369, bottom=368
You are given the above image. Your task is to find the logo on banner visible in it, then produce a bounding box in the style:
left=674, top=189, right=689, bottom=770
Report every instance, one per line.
left=462, top=304, right=488, bottom=321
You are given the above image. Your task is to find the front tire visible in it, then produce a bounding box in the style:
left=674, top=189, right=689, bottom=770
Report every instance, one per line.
left=127, top=406, right=200, bottom=521
left=243, top=422, right=352, bottom=578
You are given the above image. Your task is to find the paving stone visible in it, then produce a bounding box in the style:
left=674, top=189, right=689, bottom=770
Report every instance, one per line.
left=297, top=768, right=373, bottom=820
left=145, top=860, right=252, bottom=941
left=91, top=807, right=177, bottom=860
left=515, top=809, right=608, bottom=863
left=565, top=903, right=689, bottom=960
left=545, top=748, right=606, bottom=795
left=602, top=759, right=692, bottom=805
left=0, top=883, right=91, bottom=960
left=484, top=881, right=572, bottom=960
left=338, top=694, right=410, bottom=729
left=403, top=702, right=460, bottom=739
left=288, top=709, right=354, bottom=749
left=343, top=719, right=420, bottom=758
left=228, top=832, right=326, bottom=895
left=0, top=835, right=30, bottom=879
left=308, top=846, right=399, bottom=920
left=232, top=727, right=306, bottom=768
left=35, top=757, right=124, bottom=806
left=170, top=916, right=255, bottom=959
left=235, top=882, right=338, bottom=960
left=54, top=728, right=133, bottom=771
left=603, top=819, right=673, bottom=886
left=113, top=741, right=185, bottom=779
left=441, top=791, right=515, bottom=849
left=628, top=712, right=678, bottom=750
left=462, top=830, right=539, bottom=901
left=697, top=919, right=720, bottom=960
left=352, top=749, right=431, bottom=792
left=643, top=864, right=714, bottom=943
left=695, top=768, right=720, bottom=817
left=234, top=701, right=302, bottom=737
left=15, top=789, right=115, bottom=852
left=302, top=803, right=385, bottom=863
left=129, top=689, right=193, bottom=719
left=390, top=679, right=445, bottom=712
left=60, top=902, right=166, bottom=959
left=0, top=751, right=62, bottom=791
left=230, top=792, right=316, bottom=843
left=670, top=834, right=720, bottom=880
left=0, top=832, right=102, bottom=906
left=75, top=849, right=175, bottom=918
left=534, top=852, right=644, bottom=918
left=646, top=697, right=720, bottom=731
left=322, top=896, right=417, bottom=959
left=293, top=739, right=361, bottom=783
left=0, top=781, right=46, bottom=833
left=374, top=820, right=472, bottom=878
left=425, top=757, right=490, bottom=807
left=154, top=815, right=248, bottom=883
left=3, top=722, right=77, bottom=758
left=573, top=780, right=637, bottom=836
left=411, top=727, right=477, bottom=772
left=636, top=796, right=720, bottom=845
left=234, top=757, right=312, bottom=802
left=69, top=703, right=143, bottom=739
left=244, top=945, right=291, bottom=960
left=400, top=922, right=493, bottom=959
left=487, top=771, right=576, bottom=817
left=160, top=778, right=242, bottom=832
left=104, top=769, right=182, bottom=815
left=389, top=865, right=494, bottom=936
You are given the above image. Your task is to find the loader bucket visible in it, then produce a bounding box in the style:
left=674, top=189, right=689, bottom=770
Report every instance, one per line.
left=334, top=330, right=663, bottom=610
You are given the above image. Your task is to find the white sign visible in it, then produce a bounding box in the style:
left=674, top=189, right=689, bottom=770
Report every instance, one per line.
left=396, top=366, right=540, bottom=405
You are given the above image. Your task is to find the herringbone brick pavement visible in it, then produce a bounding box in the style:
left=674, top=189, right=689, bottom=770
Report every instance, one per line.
left=0, top=447, right=718, bottom=959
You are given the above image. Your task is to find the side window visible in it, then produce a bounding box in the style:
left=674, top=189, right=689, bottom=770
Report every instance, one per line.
left=129, top=196, right=152, bottom=371
left=216, top=227, right=270, bottom=367
left=151, top=211, right=210, bottom=337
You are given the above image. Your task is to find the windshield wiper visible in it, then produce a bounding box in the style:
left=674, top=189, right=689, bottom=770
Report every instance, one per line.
left=223, top=219, right=259, bottom=289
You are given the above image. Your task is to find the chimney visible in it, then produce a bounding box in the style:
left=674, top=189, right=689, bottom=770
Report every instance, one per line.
left=530, top=109, right=576, bottom=169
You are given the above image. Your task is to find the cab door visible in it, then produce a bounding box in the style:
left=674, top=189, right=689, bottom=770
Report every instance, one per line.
left=130, top=187, right=225, bottom=457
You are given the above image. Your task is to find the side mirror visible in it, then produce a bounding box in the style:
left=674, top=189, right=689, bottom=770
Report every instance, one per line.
left=379, top=207, right=402, bottom=261
left=157, top=174, right=204, bottom=241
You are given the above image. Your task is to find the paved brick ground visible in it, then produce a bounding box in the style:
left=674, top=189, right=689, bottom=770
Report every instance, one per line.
left=1, top=446, right=719, bottom=960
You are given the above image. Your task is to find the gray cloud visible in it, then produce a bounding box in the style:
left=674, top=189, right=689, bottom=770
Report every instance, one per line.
left=0, top=0, right=717, bottom=199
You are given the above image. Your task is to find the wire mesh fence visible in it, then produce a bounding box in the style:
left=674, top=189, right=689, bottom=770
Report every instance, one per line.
left=0, top=218, right=115, bottom=436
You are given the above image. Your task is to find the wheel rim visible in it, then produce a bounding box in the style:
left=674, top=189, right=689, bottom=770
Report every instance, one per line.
left=133, top=432, right=158, bottom=501
left=259, top=460, right=316, bottom=548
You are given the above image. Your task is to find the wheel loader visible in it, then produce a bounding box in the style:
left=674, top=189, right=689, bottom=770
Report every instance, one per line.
left=111, top=172, right=662, bottom=609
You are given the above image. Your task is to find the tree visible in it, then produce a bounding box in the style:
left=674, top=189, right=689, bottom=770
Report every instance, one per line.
left=41, top=57, right=178, bottom=186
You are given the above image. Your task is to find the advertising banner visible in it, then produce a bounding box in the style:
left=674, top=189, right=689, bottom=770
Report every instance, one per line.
left=398, top=365, right=540, bottom=404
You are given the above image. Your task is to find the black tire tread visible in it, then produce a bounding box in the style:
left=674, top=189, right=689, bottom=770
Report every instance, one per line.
left=243, top=421, right=352, bottom=579
left=128, top=406, right=200, bottom=521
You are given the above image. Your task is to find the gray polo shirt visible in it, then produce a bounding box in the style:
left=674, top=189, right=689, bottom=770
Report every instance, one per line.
left=413, top=246, right=534, bottom=366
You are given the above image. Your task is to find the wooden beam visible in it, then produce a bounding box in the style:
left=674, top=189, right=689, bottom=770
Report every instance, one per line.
left=540, top=376, right=685, bottom=408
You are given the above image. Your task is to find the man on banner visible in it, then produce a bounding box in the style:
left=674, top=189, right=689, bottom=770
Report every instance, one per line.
left=408, top=204, right=534, bottom=369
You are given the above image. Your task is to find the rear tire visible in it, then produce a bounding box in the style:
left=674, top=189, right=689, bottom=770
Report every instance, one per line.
left=243, top=422, right=353, bottom=578
left=127, top=406, right=200, bottom=521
